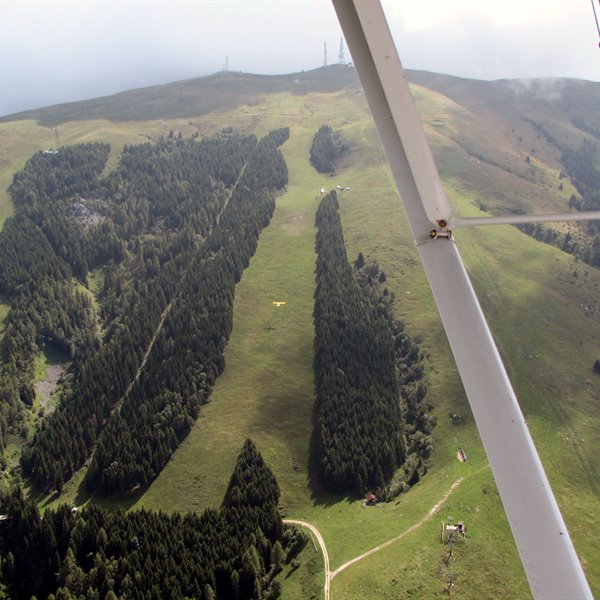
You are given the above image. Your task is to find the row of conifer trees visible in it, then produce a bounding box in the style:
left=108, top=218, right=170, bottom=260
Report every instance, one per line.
left=311, top=191, right=434, bottom=496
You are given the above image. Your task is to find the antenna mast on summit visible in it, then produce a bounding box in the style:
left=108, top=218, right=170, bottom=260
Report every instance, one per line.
left=338, top=37, right=345, bottom=64
left=323, top=42, right=328, bottom=66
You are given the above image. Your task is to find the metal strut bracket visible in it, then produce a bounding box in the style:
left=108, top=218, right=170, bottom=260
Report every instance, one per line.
left=430, top=220, right=452, bottom=240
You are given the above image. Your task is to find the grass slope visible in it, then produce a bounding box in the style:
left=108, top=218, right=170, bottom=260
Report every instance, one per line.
left=1, top=75, right=599, bottom=598
left=0, top=66, right=359, bottom=127
left=139, top=110, right=322, bottom=513
left=142, top=87, right=600, bottom=597
left=136, top=90, right=531, bottom=597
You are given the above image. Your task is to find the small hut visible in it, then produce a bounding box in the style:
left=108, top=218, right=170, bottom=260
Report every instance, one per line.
left=364, top=492, right=378, bottom=506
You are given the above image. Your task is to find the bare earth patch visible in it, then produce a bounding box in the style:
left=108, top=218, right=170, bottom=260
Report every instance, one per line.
left=36, top=364, right=65, bottom=412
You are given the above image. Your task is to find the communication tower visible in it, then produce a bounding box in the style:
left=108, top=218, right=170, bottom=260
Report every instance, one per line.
left=338, top=37, right=345, bottom=64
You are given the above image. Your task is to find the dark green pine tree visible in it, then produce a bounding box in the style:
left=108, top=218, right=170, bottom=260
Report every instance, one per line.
left=223, top=439, right=280, bottom=508
left=222, top=439, right=282, bottom=543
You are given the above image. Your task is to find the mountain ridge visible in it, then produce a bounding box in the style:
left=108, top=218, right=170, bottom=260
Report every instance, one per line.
left=4, top=64, right=600, bottom=132
left=0, top=65, right=359, bottom=126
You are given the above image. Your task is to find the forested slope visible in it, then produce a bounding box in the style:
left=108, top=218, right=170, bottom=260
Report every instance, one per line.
left=1, top=440, right=291, bottom=600
left=0, top=128, right=289, bottom=494
left=1, top=67, right=600, bottom=598
left=85, top=130, right=289, bottom=494
left=0, top=144, right=113, bottom=450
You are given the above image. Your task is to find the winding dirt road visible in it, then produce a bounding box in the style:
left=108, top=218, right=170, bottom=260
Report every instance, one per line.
left=284, top=477, right=464, bottom=600
left=283, top=518, right=331, bottom=600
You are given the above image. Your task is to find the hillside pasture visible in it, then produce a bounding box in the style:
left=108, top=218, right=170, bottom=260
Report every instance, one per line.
left=0, top=72, right=599, bottom=597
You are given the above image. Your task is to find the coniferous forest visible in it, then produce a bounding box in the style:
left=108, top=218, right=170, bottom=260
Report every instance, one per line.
left=311, top=192, right=434, bottom=496
left=0, top=128, right=288, bottom=494
left=0, top=440, right=295, bottom=600
left=309, top=125, right=349, bottom=174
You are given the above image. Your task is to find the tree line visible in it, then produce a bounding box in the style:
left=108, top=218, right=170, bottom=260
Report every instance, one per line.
left=311, top=192, right=434, bottom=496
left=1, top=440, right=299, bottom=600
left=510, top=139, right=600, bottom=267
left=529, top=139, right=600, bottom=267
left=517, top=221, right=600, bottom=268
left=562, top=139, right=600, bottom=213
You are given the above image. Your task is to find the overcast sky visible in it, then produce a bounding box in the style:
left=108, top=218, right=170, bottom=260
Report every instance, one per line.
left=0, top=0, right=598, bottom=117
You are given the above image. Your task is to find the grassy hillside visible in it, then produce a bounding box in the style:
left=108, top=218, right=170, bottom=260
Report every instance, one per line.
left=1, top=68, right=600, bottom=598
left=135, top=92, right=526, bottom=598
left=137, top=86, right=600, bottom=597
left=0, top=66, right=359, bottom=127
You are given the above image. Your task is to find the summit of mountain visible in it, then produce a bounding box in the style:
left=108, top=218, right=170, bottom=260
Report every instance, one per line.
left=3, top=64, right=600, bottom=139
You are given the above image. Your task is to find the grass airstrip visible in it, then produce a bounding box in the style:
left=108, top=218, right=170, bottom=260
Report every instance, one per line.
left=1, top=78, right=600, bottom=598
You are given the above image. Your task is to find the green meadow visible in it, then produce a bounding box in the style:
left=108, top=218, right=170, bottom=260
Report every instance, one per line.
left=0, top=72, right=599, bottom=598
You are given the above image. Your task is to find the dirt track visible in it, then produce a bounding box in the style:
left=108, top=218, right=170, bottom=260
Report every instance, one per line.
left=283, top=518, right=331, bottom=600
left=330, top=477, right=464, bottom=579
left=283, top=477, right=465, bottom=599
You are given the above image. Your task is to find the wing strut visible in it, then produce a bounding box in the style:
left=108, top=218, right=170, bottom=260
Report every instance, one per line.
left=331, top=2, right=593, bottom=598
left=454, top=210, right=600, bottom=228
